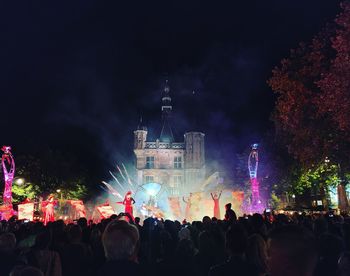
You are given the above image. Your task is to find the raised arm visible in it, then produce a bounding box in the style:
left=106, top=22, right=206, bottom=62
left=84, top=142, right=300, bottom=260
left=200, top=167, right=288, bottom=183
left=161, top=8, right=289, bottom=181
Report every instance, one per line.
left=210, top=192, right=214, bottom=200
left=218, top=191, right=222, bottom=199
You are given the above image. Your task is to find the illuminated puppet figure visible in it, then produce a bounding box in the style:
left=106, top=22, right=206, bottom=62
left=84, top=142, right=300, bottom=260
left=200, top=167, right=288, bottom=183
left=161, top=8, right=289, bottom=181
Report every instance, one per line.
left=140, top=202, right=148, bottom=218
left=248, top=143, right=262, bottom=211
left=1, top=146, right=15, bottom=206
left=42, top=195, right=57, bottom=225
left=119, top=191, right=135, bottom=219
left=210, top=191, right=222, bottom=219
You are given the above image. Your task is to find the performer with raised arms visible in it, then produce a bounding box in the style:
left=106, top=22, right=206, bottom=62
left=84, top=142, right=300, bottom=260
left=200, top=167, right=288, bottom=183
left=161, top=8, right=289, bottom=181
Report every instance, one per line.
left=183, top=193, right=193, bottom=221
left=211, top=190, right=222, bottom=219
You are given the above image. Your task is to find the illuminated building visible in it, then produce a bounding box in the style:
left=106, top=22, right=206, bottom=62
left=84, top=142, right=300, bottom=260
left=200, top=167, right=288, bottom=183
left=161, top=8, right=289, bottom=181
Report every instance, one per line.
left=134, top=81, right=205, bottom=196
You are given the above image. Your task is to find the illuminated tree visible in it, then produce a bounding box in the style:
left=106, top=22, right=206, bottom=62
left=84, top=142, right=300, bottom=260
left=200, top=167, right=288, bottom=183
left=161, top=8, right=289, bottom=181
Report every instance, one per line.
left=12, top=182, right=40, bottom=204
left=316, top=2, right=350, bottom=209
left=268, top=2, right=350, bottom=210
left=294, top=163, right=339, bottom=194
left=317, top=2, right=350, bottom=134
left=15, top=150, right=89, bottom=201
left=268, top=28, right=334, bottom=164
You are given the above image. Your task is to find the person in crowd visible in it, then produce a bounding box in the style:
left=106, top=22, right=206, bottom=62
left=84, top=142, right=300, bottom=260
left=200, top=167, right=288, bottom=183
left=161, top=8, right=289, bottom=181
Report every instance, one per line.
left=224, top=203, right=237, bottom=222
left=209, top=223, right=259, bottom=276
left=26, top=230, right=62, bottom=276
left=59, top=224, right=93, bottom=276
left=338, top=251, right=350, bottom=276
left=246, top=234, right=268, bottom=275
left=314, top=233, right=345, bottom=276
left=267, top=225, right=318, bottom=276
left=0, top=232, right=24, bottom=276
left=173, top=228, right=197, bottom=276
left=99, top=219, right=141, bottom=276
left=0, top=202, right=350, bottom=276
left=10, top=266, right=44, bottom=276
left=195, top=230, right=221, bottom=275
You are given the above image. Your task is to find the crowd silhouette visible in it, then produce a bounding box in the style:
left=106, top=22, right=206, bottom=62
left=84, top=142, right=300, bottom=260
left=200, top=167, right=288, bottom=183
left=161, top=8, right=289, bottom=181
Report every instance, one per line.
left=0, top=208, right=349, bottom=276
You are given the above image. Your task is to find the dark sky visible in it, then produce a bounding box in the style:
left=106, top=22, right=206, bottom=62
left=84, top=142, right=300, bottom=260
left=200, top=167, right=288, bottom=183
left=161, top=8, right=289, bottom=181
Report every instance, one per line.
left=0, top=0, right=342, bottom=183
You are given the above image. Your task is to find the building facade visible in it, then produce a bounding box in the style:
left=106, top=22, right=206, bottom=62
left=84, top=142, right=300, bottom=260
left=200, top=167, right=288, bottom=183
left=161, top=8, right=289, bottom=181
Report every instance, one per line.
left=134, top=81, right=205, bottom=196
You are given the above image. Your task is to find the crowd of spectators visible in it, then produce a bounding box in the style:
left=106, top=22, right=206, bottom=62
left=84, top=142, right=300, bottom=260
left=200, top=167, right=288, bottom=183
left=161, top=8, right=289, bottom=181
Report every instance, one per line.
left=0, top=207, right=349, bottom=276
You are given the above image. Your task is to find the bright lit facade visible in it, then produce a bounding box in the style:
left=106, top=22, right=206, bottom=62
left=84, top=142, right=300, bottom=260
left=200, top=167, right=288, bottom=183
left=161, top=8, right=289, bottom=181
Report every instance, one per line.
left=133, top=81, right=205, bottom=196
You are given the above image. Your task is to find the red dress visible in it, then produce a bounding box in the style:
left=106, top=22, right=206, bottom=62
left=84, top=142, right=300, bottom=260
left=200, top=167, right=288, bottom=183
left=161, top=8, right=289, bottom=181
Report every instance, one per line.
left=211, top=192, right=222, bottom=219
left=213, top=199, right=220, bottom=219
left=123, top=197, right=135, bottom=219
left=42, top=199, right=57, bottom=225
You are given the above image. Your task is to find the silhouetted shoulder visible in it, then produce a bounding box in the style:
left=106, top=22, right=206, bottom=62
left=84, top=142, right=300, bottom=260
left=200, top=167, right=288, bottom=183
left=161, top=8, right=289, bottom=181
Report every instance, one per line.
left=209, top=258, right=259, bottom=276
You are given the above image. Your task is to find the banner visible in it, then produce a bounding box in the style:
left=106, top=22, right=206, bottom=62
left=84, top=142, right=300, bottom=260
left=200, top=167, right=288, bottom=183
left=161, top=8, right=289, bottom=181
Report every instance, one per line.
left=97, top=205, right=115, bottom=219
left=69, top=200, right=86, bottom=219
left=18, top=203, right=34, bottom=221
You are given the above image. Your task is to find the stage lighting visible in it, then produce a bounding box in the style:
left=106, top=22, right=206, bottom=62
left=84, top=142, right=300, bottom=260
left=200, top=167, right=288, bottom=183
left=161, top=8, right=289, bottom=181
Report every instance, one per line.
left=142, top=182, right=162, bottom=197
left=15, top=178, right=25, bottom=185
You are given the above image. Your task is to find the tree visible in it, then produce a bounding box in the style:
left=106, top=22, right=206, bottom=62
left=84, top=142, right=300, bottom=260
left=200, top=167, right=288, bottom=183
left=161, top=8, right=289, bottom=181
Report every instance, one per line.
left=268, top=2, right=350, bottom=210
left=294, top=162, right=339, bottom=197
left=12, top=182, right=40, bottom=204
left=13, top=150, right=90, bottom=202
left=317, top=2, right=350, bottom=135
left=317, top=2, right=350, bottom=210
left=268, top=28, right=335, bottom=164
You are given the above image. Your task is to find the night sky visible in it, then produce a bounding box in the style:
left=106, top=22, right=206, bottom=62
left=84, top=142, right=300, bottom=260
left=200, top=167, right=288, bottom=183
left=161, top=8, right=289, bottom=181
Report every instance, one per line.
left=0, top=1, right=342, bottom=184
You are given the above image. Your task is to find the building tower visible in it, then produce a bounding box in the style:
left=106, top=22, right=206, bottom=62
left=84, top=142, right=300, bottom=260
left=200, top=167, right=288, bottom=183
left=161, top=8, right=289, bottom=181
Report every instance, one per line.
left=184, top=132, right=205, bottom=192
left=133, top=80, right=206, bottom=206
left=134, top=118, right=148, bottom=150
left=160, top=80, right=174, bottom=143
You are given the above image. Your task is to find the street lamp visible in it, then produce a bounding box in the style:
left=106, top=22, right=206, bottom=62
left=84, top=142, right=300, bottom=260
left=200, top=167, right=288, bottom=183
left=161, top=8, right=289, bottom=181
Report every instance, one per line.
left=15, top=178, right=25, bottom=185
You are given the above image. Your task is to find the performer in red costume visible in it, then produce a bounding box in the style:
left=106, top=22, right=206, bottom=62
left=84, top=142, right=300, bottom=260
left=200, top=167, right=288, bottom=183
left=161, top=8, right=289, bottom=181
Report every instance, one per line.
left=42, top=194, right=57, bottom=225
left=210, top=191, right=222, bottom=219
left=118, top=191, right=135, bottom=219
left=183, top=193, right=193, bottom=221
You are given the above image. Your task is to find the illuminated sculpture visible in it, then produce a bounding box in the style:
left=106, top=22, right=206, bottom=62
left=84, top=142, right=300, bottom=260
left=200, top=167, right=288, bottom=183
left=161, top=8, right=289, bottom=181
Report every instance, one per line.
left=1, top=146, right=15, bottom=206
left=248, top=143, right=261, bottom=211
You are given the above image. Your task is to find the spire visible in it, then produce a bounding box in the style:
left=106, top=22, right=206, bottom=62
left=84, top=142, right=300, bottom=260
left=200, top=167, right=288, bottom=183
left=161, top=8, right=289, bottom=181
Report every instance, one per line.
left=137, top=115, right=143, bottom=130
left=160, top=79, right=174, bottom=143
left=137, top=113, right=147, bottom=131
left=161, top=79, right=172, bottom=116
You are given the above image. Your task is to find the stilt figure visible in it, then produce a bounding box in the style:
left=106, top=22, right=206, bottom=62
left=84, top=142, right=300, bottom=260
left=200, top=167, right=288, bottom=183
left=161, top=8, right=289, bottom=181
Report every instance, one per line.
left=42, top=195, right=57, bottom=225
left=183, top=193, right=193, bottom=221
left=1, top=146, right=15, bottom=207
left=119, top=191, right=135, bottom=219
left=211, top=191, right=222, bottom=219
left=248, top=143, right=262, bottom=212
